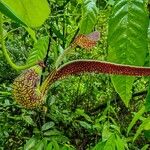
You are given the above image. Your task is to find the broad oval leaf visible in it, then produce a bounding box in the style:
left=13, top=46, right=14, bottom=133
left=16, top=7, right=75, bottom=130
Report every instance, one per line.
left=41, top=122, right=55, bottom=131
left=24, top=137, right=37, bottom=150
left=79, top=0, right=98, bottom=34
left=79, top=121, right=92, bottom=129
left=43, top=129, right=61, bottom=136
left=0, top=0, right=50, bottom=27
left=108, top=0, right=149, bottom=107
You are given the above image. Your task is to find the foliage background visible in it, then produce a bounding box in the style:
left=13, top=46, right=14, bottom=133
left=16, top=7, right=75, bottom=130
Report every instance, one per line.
left=0, top=0, right=150, bottom=150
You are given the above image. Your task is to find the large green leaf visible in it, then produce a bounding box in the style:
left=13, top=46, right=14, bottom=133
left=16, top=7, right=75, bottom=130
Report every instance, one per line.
left=0, top=1, right=26, bottom=26
left=0, top=0, right=50, bottom=27
left=108, top=0, right=148, bottom=107
left=27, top=36, right=49, bottom=65
left=79, top=0, right=98, bottom=34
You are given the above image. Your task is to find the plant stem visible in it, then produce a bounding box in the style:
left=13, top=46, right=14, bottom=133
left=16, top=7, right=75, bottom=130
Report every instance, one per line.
left=55, top=28, right=79, bottom=68
left=0, top=13, right=36, bottom=70
left=55, top=44, right=76, bottom=68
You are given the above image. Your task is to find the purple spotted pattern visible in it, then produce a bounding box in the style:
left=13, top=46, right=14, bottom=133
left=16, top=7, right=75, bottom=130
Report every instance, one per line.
left=12, top=69, right=43, bottom=108
left=50, top=60, right=150, bottom=83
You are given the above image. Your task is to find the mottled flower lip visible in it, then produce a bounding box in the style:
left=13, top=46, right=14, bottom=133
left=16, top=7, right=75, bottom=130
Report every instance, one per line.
left=86, top=31, right=100, bottom=41
left=72, top=31, right=100, bottom=49
left=12, top=66, right=43, bottom=109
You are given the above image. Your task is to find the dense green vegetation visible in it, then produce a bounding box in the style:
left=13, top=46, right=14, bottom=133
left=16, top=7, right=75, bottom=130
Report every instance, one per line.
left=0, top=0, right=150, bottom=149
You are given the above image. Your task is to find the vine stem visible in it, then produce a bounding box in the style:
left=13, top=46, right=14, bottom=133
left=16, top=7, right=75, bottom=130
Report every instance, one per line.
left=55, top=44, right=76, bottom=68
left=0, top=13, right=36, bottom=70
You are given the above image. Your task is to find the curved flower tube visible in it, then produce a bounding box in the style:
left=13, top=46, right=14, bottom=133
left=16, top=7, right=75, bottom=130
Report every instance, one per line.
left=12, top=31, right=150, bottom=109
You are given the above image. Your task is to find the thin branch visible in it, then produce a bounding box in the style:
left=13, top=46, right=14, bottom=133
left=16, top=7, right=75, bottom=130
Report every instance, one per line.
left=0, top=13, right=36, bottom=70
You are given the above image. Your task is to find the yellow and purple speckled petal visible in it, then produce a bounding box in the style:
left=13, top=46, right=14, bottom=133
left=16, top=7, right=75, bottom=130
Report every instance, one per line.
left=12, top=68, right=43, bottom=109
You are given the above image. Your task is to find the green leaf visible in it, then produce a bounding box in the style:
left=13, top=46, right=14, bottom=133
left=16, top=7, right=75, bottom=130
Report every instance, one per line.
left=92, top=141, right=106, bottom=150
left=107, top=0, right=115, bottom=6
left=115, top=134, right=125, bottom=150
left=133, top=117, right=150, bottom=141
left=108, top=0, right=149, bottom=107
left=42, top=122, right=55, bottom=131
left=127, top=106, right=145, bottom=134
left=22, top=115, right=36, bottom=126
left=24, top=137, right=37, bottom=150
left=79, top=0, right=98, bottom=34
left=79, top=121, right=92, bottom=129
left=25, top=27, right=37, bottom=42
left=147, top=95, right=150, bottom=114
left=27, top=36, right=49, bottom=64
left=0, top=0, right=50, bottom=27
left=46, top=141, right=59, bottom=150
left=144, top=130, right=150, bottom=139
left=46, top=142, right=53, bottom=150
left=102, top=123, right=112, bottom=141
left=34, top=139, right=47, bottom=150
left=103, top=134, right=116, bottom=150
left=86, top=134, right=125, bottom=150
left=51, top=24, right=65, bottom=42
left=76, top=109, right=92, bottom=122
left=145, top=21, right=150, bottom=112
left=0, top=1, right=26, bottom=26
left=141, top=144, right=149, bottom=150
left=52, top=140, right=59, bottom=150
left=44, top=129, right=62, bottom=136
